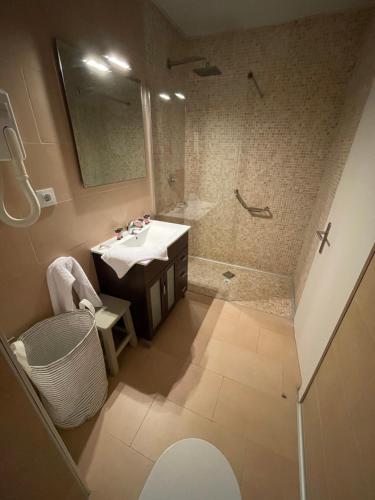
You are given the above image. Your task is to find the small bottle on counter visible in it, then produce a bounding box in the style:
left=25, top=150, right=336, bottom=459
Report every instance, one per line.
left=114, top=227, right=124, bottom=240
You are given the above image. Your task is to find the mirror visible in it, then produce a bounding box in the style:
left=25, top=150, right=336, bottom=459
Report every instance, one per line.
left=56, top=40, right=146, bottom=187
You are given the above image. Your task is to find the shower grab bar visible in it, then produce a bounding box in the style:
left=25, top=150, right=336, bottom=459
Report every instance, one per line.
left=234, top=189, right=272, bottom=219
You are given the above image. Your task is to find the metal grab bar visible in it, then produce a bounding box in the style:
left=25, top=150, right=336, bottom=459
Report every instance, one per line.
left=234, top=189, right=272, bottom=219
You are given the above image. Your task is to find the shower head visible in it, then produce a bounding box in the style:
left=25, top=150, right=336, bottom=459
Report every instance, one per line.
left=193, top=62, right=222, bottom=77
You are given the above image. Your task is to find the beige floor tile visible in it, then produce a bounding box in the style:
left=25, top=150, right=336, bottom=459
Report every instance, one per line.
left=258, top=327, right=301, bottom=398
left=240, top=306, right=294, bottom=336
left=100, top=382, right=155, bottom=445
left=258, top=327, right=296, bottom=361
left=200, top=338, right=283, bottom=397
left=152, top=294, right=213, bottom=364
left=282, top=367, right=300, bottom=401
left=167, top=363, right=223, bottom=419
left=81, top=431, right=152, bottom=500
left=132, top=396, right=247, bottom=482
left=117, top=345, right=187, bottom=398
left=211, top=306, right=260, bottom=353
left=241, top=440, right=300, bottom=500
left=213, top=378, right=298, bottom=461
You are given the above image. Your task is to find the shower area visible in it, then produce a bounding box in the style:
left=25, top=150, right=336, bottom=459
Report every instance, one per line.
left=149, top=20, right=359, bottom=319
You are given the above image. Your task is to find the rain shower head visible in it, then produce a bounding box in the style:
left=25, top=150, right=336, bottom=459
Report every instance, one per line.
left=193, top=62, right=222, bottom=77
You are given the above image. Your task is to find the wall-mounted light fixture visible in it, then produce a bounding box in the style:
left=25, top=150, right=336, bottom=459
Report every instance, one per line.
left=104, top=54, right=131, bottom=71
left=174, top=92, right=186, bottom=100
left=159, top=93, right=171, bottom=101
left=83, top=58, right=110, bottom=72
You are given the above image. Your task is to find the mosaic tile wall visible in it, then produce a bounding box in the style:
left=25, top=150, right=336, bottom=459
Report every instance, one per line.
left=294, top=10, right=375, bottom=305
left=179, top=10, right=370, bottom=276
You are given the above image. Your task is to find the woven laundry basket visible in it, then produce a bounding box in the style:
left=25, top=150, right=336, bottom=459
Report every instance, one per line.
left=19, top=309, right=108, bottom=429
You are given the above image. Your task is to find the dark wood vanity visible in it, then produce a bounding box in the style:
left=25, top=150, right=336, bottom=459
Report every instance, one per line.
left=92, top=231, right=188, bottom=341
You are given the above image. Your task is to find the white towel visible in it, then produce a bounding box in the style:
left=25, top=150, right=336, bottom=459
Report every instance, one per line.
left=11, top=340, right=31, bottom=375
left=101, top=244, right=168, bottom=279
left=47, top=256, right=103, bottom=315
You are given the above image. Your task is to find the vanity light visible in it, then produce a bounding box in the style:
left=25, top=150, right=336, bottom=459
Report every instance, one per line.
left=83, top=58, right=110, bottom=72
left=174, top=92, right=186, bottom=100
left=159, top=93, right=171, bottom=101
left=104, top=54, right=131, bottom=71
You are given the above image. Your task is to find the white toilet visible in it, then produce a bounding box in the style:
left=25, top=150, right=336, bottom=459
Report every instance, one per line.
left=139, top=438, right=241, bottom=500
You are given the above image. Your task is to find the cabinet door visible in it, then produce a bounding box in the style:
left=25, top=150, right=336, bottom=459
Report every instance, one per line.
left=166, top=263, right=175, bottom=312
left=149, top=278, right=162, bottom=330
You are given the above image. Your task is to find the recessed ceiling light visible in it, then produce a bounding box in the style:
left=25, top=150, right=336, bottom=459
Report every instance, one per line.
left=159, top=93, right=171, bottom=101
left=83, top=58, right=110, bottom=72
left=104, top=54, right=131, bottom=71
left=174, top=92, right=186, bottom=100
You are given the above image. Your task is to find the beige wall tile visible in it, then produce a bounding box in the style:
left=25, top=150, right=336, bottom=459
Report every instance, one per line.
left=0, top=0, right=154, bottom=339
left=214, top=378, right=297, bottom=461
left=22, top=65, right=71, bottom=144
left=25, top=143, right=74, bottom=202
left=28, top=201, right=82, bottom=264
left=0, top=225, right=39, bottom=280
left=0, top=57, right=39, bottom=143
left=0, top=267, right=52, bottom=338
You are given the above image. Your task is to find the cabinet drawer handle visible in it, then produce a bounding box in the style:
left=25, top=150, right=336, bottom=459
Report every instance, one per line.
left=163, top=283, right=166, bottom=295
left=181, top=254, right=188, bottom=263
left=179, top=270, right=187, bottom=279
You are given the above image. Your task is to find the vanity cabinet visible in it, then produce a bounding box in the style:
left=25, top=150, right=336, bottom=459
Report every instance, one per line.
left=92, top=232, right=188, bottom=341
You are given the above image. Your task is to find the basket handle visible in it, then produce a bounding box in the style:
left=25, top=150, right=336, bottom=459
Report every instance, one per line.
left=78, top=299, right=96, bottom=316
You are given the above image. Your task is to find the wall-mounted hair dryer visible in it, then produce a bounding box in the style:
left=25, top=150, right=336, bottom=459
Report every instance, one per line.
left=0, top=89, right=41, bottom=227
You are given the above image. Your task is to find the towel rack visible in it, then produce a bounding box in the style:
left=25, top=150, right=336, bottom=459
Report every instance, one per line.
left=234, top=189, right=272, bottom=219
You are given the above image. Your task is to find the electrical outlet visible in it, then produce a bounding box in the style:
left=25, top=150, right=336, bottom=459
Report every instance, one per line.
left=35, top=188, right=57, bottom=208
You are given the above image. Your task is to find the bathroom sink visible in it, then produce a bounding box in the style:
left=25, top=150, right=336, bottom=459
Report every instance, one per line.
left=91, top=219, right=190, bottom=264
left=122, top=222, right=179, bottom=248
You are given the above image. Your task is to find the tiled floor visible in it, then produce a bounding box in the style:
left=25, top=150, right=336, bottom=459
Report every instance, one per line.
left=188, top=256, right=294, bottom=318
left=60, top=292, right=301, bottom=500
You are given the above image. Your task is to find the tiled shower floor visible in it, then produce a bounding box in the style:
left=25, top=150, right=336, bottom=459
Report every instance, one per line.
left=188, top=256, right=294, bottom=318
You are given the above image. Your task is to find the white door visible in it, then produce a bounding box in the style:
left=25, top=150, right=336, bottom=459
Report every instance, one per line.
left=295, top=80, right=375, bottom=398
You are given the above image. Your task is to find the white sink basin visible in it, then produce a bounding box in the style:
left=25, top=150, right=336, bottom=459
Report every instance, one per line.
left=91, top=220, right=190, bottom=265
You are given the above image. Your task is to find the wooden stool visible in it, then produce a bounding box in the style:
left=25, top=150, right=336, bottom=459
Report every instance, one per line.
left=95, top=293, right=137, bottom=376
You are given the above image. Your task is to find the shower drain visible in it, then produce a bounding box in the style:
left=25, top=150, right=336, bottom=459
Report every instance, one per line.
left=223, top=271, right=235, bottom=279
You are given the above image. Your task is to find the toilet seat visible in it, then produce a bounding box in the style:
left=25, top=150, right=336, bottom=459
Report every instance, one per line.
left=139, top=438, right=241, bottom=500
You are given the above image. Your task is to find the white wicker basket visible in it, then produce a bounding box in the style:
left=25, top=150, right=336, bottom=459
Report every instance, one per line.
left=19, top=309, right=108, bottom=429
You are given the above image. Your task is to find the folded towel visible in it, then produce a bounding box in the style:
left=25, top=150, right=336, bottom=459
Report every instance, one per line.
left=101, top=244, right=168, bottom=278
left=11, top=340, right=31, bottom=375
left=47, top=256, right=103, bottom=315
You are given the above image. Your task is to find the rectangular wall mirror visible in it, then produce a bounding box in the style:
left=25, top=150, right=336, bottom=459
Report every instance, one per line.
left=56, top=40, right=147, bottom=187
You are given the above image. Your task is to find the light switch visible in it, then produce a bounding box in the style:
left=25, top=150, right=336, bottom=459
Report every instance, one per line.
left=35, top=188, right=57, bottom=207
